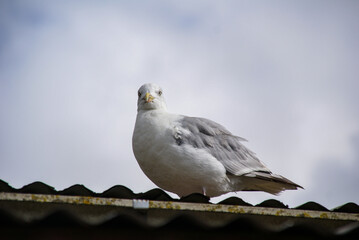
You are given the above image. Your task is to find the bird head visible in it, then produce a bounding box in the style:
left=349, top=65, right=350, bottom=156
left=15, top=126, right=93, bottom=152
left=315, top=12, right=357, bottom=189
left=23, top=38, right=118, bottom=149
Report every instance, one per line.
left=137, top=83, right=167, bottom=111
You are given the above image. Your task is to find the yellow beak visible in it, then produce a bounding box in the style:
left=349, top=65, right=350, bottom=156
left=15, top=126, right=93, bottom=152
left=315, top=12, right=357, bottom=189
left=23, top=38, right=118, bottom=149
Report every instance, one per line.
left=145, top=92, right=154, bottom=103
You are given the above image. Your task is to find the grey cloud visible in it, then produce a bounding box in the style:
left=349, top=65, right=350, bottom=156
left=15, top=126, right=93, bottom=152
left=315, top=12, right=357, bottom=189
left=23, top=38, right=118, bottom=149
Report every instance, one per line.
left=0, top=1, right=358, bottom=207
left=300, top=134, right=359, bottom=209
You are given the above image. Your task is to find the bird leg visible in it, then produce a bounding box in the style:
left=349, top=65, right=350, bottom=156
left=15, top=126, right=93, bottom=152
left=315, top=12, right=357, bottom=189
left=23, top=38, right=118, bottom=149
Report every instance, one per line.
left=202, top=187, right=207, bottom=196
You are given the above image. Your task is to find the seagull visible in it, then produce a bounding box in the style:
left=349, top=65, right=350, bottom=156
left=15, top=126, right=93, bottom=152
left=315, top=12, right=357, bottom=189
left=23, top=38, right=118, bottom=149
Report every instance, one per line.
left=132, top=83, right=303, bottom=197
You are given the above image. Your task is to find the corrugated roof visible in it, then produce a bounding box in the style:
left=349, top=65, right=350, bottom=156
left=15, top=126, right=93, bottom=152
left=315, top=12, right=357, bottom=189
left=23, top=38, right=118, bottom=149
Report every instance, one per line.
left=1, top=180, right=358, bottom=212
left=1, top=179, right=358, bottom=239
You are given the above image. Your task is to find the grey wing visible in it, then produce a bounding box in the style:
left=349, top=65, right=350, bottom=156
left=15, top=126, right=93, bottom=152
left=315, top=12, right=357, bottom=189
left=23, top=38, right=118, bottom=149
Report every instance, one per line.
left=177, top=116, right=271, bottom=176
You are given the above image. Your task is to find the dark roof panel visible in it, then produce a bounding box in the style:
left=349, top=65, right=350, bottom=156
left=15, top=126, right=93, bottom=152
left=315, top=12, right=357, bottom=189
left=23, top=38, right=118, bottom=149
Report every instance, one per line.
left=34, top=210, right=87, bottom=228
left=1, top=208, right=357, bottom=238
left=333, top=203, right=359, bottom=214
left=0, top=209, right=25, bottom=227
left=179, top=193, right=210, bottom=203
left=0, top=180, right=14, bottom=192
left=99, top=185, right=135, bottom=199
left=335, top=222, right=359, bottom=238
left=218, top=197, right=252, bottom=206
left=158, top=215, right=210, bottom=231
left=58, top=184, right=95, bottom=196
left=256, top=199, right=288, bottom=209
left=277, top=224, right=326, bottom=238
left=99, top=212, right=150, bottom=230
left=295, top=201, right=329, bottom=211
left=136, top=188, right=174, bottom=201
left=18, top=181, right=56, bottom=195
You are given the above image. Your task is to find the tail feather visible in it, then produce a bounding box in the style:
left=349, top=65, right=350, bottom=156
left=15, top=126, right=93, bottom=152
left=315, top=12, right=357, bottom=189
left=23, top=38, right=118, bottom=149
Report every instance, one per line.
left=229, top=171, right=303, bottom=195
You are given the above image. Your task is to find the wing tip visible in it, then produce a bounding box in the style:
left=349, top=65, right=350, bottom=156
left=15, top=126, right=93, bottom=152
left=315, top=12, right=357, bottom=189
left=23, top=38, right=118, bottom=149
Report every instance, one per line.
left=236, top=171, right=304, bottom=195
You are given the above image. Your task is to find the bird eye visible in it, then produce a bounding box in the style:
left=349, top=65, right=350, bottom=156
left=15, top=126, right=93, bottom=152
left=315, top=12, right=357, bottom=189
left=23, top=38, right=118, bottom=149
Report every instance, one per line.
left=158, top=90, right=162, bottom=96
left=138, top=91, right=141, bottom=97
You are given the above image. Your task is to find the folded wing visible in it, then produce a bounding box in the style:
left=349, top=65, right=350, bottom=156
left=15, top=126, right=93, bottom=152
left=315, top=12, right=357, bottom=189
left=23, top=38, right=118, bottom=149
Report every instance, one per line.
left=177, top=116, right=303, bottom=194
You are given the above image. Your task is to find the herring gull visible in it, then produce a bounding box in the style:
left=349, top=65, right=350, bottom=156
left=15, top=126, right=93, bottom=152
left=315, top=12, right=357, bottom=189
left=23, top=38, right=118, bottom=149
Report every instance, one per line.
left=132, top=83, right=302, bottom=197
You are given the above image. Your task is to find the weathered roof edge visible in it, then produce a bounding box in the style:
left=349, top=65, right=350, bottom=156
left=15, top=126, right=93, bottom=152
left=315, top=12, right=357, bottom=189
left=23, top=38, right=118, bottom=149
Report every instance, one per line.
left=1, top=192, right=358, bottom=222
left=1, top=179, right=359, bottom=213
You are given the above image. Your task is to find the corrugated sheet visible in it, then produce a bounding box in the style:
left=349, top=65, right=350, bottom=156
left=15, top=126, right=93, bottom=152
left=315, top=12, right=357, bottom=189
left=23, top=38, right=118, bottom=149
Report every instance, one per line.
left=1, top=180, right=358, bottom=212
left=1, top=179, right=358, bottom=239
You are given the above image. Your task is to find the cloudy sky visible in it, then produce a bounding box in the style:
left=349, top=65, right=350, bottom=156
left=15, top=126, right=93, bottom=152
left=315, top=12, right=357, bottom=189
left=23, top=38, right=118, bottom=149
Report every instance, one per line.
left=1, top=0, right=358, bottom=209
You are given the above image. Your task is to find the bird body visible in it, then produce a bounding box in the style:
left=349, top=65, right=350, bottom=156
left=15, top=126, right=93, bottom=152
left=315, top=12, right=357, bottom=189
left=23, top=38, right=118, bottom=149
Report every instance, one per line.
left=133, top=110, right=230, bottom=197
left=132, top=83, right=302, bottom=197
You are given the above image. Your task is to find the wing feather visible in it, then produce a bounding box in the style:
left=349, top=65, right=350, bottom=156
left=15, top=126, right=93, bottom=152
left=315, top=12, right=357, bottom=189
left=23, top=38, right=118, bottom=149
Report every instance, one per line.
left=177, top=116, right=271, bottom=176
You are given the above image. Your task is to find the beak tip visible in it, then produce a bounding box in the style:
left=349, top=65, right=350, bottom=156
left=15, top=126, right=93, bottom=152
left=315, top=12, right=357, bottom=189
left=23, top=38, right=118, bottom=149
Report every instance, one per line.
left=144, top=92, right=154, bottom=103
